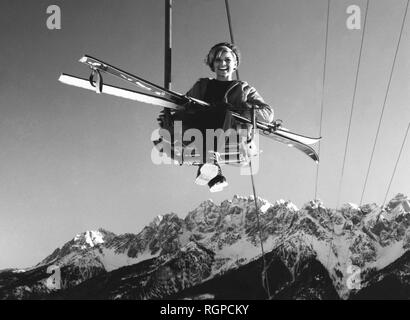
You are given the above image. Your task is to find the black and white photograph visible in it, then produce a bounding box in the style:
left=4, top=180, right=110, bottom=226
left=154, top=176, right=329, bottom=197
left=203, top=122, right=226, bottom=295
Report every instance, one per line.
left=1, top=0, right=410, bottom=305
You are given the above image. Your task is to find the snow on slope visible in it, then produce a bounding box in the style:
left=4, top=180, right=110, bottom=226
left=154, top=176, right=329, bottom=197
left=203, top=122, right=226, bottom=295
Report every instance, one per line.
left=73, top=230, right=105, bottom=249
left=370, top=240, right=406, bottom=270
left=99, top=247, right=159, bottom=272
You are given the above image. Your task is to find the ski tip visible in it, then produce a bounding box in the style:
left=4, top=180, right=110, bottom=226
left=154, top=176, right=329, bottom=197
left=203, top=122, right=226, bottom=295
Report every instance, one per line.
left=58, top=73, right=67, bottom=82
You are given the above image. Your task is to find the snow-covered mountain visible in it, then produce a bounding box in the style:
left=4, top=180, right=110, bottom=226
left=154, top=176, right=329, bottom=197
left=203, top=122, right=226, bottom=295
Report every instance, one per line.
left=1, top=193, right=409, bottom=299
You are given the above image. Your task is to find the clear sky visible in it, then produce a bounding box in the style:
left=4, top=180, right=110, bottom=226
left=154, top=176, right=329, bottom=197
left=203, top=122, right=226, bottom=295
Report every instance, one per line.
left=1, top=0, right=409, bottom=269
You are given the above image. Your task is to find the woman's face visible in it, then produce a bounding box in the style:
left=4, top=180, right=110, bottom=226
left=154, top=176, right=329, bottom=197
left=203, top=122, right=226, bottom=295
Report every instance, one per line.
left=213, top=50, right=237, bottom=81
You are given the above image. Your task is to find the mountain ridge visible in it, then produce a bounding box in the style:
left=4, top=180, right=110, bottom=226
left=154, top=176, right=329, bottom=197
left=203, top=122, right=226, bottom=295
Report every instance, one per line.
left=1, top=193, right=409, bottom=299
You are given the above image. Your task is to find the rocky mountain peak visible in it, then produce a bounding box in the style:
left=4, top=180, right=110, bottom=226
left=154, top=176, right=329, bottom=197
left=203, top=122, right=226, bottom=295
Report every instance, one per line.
left=385, top=193, right=410, bottom=214
left=3, top=194, right=409, bottom=300
left=73, top=230, right=105, bottom=249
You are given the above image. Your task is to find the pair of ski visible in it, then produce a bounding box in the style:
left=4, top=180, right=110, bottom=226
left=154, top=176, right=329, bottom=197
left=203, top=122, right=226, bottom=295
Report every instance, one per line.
left=59, top=55, right=321, bottom=162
